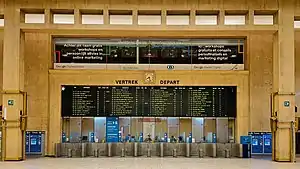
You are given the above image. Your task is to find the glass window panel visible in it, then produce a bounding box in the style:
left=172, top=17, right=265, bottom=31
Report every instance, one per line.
left=82, top=117, right=94, bottom=142
left=82, top=14, right=104, bottom=24
left=138, top=15, right=161, bottom=25
left=94, top=117, right=106, bottom=143
left=228, top=119, right=235, bottom=143
left=25, top=14, right=45, bottom=23
left=131, top=117, right=143, bottom=142
left=216, top=118, right=229, bottom=143
left=53, top=14, right=74, bottom=24
left=168, top=117, right=179, bottom=142
left=119, top=117, right=131, bottom=142
left=192, top=117, right=204, bottom=143
left=254, top=15, right=273, bottom=25
left=166, top=15, right=189, bottom=25
left=110, top=15, right=132, bottom=25
left=142, top=117, right=155, bottom=142
left=224, top=15, right=245, bottom=25
left=0, top=19, right=4, bottom=26
left=204, top=118, right=216, bottom=143
left=179, top=117, right=192, bottom=143
left=69, top=117, right=82, bottom=142
left=195, top=15, right=217, bottom=25
left=155, top=117, right=167, bottom=142
left=62, top=118, right=70, bottom=142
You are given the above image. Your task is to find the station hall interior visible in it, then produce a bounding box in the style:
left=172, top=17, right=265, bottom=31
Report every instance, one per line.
left=1, top=0, right=300, bottom=168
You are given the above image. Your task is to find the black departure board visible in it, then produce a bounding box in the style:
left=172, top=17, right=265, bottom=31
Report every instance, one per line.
left=62, top=85, right=236, bottom=117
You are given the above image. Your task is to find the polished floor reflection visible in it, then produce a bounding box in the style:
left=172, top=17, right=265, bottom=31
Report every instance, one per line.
left=0, top=157, right=300, bottom=169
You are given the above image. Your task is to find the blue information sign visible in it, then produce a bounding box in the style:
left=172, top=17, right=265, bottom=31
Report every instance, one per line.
left=25, top=131, right=43, bottom=154
left=164, top=133, right=168, bottom=142
left=240, top=136, right=252, bottom=144
left=212, top=133, right=217, bottom=143
left=188, top=132, right=192, bottom=143
left=106, top=117, right=119, bottom=143
left=249, top=132, right=272, bottom=154
left=263, top=133, right=272, bottom=154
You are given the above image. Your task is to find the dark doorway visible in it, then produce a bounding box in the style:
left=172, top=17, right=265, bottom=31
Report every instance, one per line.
left=296, top=132, right=300, bottom=154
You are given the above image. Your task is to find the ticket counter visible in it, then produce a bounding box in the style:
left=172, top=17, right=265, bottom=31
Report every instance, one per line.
left=62, top=117, right=235, bottom=144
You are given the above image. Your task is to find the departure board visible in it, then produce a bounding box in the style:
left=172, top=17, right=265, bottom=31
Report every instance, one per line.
left=61, top=86, right=236, bottom=117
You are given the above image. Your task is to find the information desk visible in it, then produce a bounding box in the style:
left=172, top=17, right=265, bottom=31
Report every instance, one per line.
left=61, top=86, right=237, bottom=117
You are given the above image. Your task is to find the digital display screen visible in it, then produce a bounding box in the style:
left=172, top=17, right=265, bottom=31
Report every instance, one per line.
left=61, top=86, right=237, bottom=117
left=54, top=39, right=244, bottom=65
left=139, top=45, right=191, bottom=64
left=55, top=43, right=136, bottom=64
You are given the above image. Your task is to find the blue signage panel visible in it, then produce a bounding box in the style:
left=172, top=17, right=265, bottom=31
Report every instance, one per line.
left=106, top=117, right=119, bottom=143
left=88, top=132, right=95, bottom=142
left=139, top=132, right=143, bottom=142
left=251, top=133, right=263, bottom=154
left=164, top=133, right=168, bottom=142
left=263, top=133, right=272, bottom=154
left=25, top=132, right=30, bottom=153
left=212, top=133, right=217, bottom=143
left=25, top=131, right=43, bottom=154
left=240, top=136, right=252, bottom=144
left=188, top=132, right=192, bottom=143
left=30, top=132, right=42, bottom=153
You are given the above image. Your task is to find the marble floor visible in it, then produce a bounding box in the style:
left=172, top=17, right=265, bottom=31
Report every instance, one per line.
left=0, top=157, right=300, bottom=169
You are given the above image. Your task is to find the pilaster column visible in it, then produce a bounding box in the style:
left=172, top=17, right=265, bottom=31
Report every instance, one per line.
left=2, top=0, right=24, bottom=161
left=272, top=0, right=296, bottom=162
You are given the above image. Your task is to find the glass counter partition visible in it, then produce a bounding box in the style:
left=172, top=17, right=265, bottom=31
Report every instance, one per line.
left=62, top=117, right=235, bottom=143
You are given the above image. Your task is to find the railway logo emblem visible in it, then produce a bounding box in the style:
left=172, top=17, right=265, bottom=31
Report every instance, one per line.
left=167, top=65, right=174, bottom=70
left=144, top=72, right=155, bottom=84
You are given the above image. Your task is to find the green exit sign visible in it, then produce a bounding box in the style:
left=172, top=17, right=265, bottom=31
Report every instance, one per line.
left=8, top=99, right=14, bottom=106
left=284, top=100, right=290, bottom=107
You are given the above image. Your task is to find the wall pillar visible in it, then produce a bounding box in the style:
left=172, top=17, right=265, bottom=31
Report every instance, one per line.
left=272, top=0, right=296, bottom=162
left=2, top=0, right=24, bottom=161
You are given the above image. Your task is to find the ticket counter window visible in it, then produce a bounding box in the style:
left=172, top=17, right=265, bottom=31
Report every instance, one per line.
left=228, top=119, right=235, bottom=142
left=142, top=117, right=156, bottom=141
left=168, top=117, right=179, bottom=142
left=69, top=118, right=82, bottom=142
left=119, top=117, right=130, bottom=141
left=131, top=117, right=143, bottom=141
left=216, top=118, right=229, bottom=143
left=155, top=117, right=167, bottom=142
left=204, top=118, right=216, bottom=143
left=82, top=118, right=94, bottom=142
left=179, top=117, right=192, bottom=142
left=192, top=118, right=204, bottom=143
left=62, top=118, right=70, bottom=142
left=94, top=117, right=106, bottom=143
